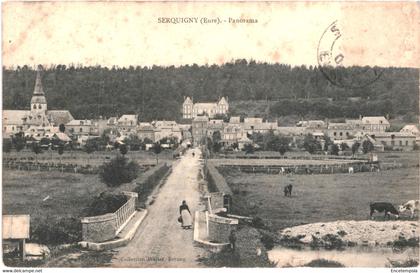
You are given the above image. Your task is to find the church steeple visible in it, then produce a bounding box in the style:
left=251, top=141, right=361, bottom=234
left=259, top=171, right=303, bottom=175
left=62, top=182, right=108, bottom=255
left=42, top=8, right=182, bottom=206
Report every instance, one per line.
left=31, top=65, right=47, bottom=113
left=33, top=65, right=45, bottom=96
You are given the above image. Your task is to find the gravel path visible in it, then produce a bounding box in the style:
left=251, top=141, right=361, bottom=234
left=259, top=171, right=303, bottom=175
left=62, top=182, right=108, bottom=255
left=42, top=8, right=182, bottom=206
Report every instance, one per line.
left=111, top=148, right=206, bottom=267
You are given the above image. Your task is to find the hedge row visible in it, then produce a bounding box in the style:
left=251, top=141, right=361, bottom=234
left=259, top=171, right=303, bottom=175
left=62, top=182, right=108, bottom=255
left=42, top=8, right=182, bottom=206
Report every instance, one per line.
left=133, top=162, right=172, bottom=207
left=3, top=160, right=152, bottom=175
left=204, top=162, right=232, bottom=195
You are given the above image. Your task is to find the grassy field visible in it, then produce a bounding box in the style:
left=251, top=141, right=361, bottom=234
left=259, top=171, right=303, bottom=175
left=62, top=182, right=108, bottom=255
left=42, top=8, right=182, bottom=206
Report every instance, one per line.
left=3, top=149, right=174, bottom=166
left=377, top=151, right=419, bottom=166
left=2, top=170, right=109, bottom=221
left=211, top=158, right=365, bottom=166
left=220, top=166, right=419, bottom=231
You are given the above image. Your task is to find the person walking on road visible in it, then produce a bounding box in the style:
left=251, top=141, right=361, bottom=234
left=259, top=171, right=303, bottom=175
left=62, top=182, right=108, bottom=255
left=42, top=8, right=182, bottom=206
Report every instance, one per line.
left=229, top=230, right=237, bottom=251
left=179, top=200, right=193, bottom=229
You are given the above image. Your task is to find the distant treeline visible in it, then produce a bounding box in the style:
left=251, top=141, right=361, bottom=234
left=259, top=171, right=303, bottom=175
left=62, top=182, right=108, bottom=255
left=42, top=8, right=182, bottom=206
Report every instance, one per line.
left=2, top=61, right=418, bottom=121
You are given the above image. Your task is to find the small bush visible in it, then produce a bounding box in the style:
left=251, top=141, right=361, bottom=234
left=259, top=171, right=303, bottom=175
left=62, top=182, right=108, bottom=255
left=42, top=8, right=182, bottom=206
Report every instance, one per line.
left=99, top=155, right=139, bottom=187
left=83, top=192, right=128, bottom=217
left=279, top=235, right=305, bottom=249
left=388, top=258, right=419, bottom=268
left=304, top=259, right=345, bottom=267
left=32, top=217, right=82, bottom=245
left=251, top=216, right=266, bottom=229
left=260, top=234, right=275, bottom=250
left=197, top=249, right=241, bottom=267
left=310, top=234, right=345, bottom=250
left=3, top=138, right=12, bottom=153
left=337, top=230, right=347, bottom=237
left=391, top=236, right=419, bottom=249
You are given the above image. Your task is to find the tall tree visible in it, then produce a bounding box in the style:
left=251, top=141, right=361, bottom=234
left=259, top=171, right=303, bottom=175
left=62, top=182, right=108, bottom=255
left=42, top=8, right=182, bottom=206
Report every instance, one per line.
left=362, top=140, right=374, bottom=154
left=243, top=143, right=255, bottom=154
left=32, top=142, right=42, bottom=163
left=351, top=142, right=360, bottom=156
left=152, top=142, right=162, bottom=164
left=303, top=134, right=321, bottom=154
left=12, top=132, right=26, bottom=152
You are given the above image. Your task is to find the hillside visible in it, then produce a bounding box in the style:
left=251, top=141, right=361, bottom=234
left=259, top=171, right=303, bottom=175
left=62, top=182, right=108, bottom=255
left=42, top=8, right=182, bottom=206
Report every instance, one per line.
left=2, top=61, right=418, bottom=122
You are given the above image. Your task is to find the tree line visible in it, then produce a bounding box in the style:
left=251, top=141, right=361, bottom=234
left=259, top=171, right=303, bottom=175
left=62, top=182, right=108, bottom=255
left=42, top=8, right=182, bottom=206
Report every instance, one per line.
left=3, top=61, right=418, bottom=121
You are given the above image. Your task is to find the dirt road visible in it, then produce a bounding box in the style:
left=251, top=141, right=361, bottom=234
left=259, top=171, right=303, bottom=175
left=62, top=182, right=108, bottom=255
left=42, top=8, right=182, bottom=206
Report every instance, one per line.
left=111, top=148, right=206, bottom=268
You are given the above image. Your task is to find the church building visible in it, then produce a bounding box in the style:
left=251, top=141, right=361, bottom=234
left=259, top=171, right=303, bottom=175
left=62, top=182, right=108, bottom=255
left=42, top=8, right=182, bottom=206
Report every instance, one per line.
left=2, top=66, right=74, bottom=139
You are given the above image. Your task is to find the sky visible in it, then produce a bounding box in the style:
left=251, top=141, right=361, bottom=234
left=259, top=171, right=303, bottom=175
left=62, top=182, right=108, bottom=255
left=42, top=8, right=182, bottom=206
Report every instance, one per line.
left=2, top=1, right=419, bottom=68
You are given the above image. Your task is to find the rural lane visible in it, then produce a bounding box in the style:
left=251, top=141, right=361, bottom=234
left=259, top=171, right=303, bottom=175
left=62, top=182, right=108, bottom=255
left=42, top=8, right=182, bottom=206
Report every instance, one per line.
left=111, top=148, right=206, bottom=268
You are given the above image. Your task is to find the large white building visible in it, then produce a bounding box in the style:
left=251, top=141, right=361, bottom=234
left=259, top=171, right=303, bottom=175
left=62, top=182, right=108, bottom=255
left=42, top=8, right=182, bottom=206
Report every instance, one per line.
left=182, top=96, right=229, bottom=119
left=3, top=66, right=74, bottom=139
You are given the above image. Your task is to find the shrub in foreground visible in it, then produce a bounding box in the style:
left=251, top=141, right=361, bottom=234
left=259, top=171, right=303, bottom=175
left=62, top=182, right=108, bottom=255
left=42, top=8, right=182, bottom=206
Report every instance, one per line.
left=100, top=155, right=139, bottom=187
left=304, top=259, right=345, bottom=267
left=83, top=192, right=128, bottom=217
left=32, top=217, right=82, bottom=245
left=387, top=258, right=419, bottom=268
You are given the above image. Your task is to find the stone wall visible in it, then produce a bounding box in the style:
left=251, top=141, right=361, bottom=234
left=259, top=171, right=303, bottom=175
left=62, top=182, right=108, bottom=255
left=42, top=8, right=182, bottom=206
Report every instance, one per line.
left=206, top=192, right=233, bottom=213
left=81, top=213, right=117, bottom=243
left=81, top=191, right=138, bottom=243
left=208, top=214, right=238, bottom=243
left=205, top=162, right=232, bottom=195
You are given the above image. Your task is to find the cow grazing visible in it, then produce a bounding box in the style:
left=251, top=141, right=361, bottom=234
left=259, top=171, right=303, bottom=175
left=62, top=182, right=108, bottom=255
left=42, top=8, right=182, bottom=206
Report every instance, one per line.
left=284, top=184, right=293, bottom=197
left=370, top=202, right=399, bottom=219
left=398, top=200, right=420, bottom=219
left=279, top=167, right=285, bottom=175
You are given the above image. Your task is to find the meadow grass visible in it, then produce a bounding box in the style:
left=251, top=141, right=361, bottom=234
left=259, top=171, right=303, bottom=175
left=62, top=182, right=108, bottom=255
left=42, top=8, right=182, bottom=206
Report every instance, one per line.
left=220, top=164, right=419, bottom=230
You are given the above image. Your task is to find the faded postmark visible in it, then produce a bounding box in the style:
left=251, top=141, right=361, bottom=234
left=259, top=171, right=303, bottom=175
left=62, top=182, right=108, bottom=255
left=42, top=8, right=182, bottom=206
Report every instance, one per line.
left=317, top=20, right=383, bottom=89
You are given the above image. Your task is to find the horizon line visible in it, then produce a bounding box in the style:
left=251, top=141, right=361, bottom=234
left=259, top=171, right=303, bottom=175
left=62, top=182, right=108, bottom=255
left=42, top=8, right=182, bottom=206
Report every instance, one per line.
left=2, top=59, right=419, bottom=70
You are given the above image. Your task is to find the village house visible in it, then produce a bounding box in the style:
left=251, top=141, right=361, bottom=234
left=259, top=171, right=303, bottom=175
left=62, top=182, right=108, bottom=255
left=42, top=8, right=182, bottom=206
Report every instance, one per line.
left=24, top=125, right=59, bottom=140
left=295, top=120, right=327, bottom=137
left=192, top=116, right=209, bottom=146
left=242, top=117, right=278, bottom=135
left=117, top=114, right=138, bottom=135
left=229, top=116, right=241, bottom=124
left=371, top=132, right=417, bottom=151
left=107, top=117, right=118, bottom=128
left=153, top=121, right=182, bottom=143
left=178, top=124, right=192, bottom=146
left=221, top=124, right=244, bottom=146
left=277, top=126, right=306, bottom=137
left=400, top=124, right=420, bottom=135
left=182, top=96, right=229, bottom=119
left=327, top=123, right=356, bottom=140
left=65, top=120, right=95, bottom=136
left=137, top=123, right=155, bottom=142
left=360, top=116, right=390, bottom=132
left=326, top=116, right=391, bottom=141
left=400, top=124, right=420, bottom=144
left=91, top=118, right=108, bottom=136
left=207, top=119, right=224, bottom=138
left=296, top=120, right=326, bottom=129
left=2, top=66, right=74, bottom=138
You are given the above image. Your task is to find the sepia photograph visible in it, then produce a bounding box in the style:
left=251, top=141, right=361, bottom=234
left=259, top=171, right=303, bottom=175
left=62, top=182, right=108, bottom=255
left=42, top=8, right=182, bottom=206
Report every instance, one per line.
left=1, top=1, right=419, bottom=271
